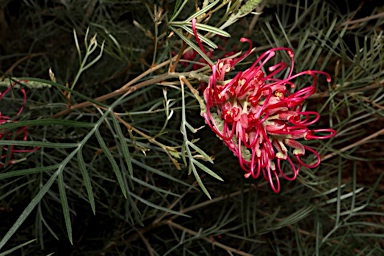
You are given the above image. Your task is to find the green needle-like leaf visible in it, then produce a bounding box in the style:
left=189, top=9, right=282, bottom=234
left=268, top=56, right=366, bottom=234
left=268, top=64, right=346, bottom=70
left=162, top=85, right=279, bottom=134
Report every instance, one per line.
left=0, top=239, right=36, bottom=256
left=77, top=149, right=96, bottom=214
left=170, top=26, right=214, bottom=65
left=0, top=149, right=77, bottom=250
left=57, top=171, right=73, bottom=244
left=193, top=160, right=223, bottom=181
left=110, top=113, right=133, bottom=176
left=95, top=129, right=127, bottom=198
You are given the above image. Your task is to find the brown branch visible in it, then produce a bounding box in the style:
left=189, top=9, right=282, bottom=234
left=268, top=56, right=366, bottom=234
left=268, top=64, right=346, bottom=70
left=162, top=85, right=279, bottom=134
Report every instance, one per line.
left=51, top=56, right=174, bottom=118
left=256, top=209, right=362, bottom=254
left=321, top=127, right=384, bottom=162
left=103, top=219, right=168, bottom=252
left=112, top=112, right=181, bottom=169
left=359, top=95, right=384, bottom=110
left=339, top=11, right=384, bottom=27
left=167, top=220, right=254, bottom=256
left=120, top=55, right=176, bottom=91
left=169, top=42, right=188, bottom=73
left=137, top=231, right=154, bottom=256
left=51, top=60, right=185, bottom=118
left=152, top=181, right=198, bottom=224
left=308, top=80, right=384, bottom=99
left=1, top=53, right=46, bottom=80
left=244, top=0, right=267, bottom=37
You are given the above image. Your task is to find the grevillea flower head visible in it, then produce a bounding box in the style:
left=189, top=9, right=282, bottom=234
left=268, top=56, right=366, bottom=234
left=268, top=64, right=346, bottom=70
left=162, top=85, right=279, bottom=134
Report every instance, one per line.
left=0, top=81, right=38, bottom=168
left=191, top=19, right=336, bottom=192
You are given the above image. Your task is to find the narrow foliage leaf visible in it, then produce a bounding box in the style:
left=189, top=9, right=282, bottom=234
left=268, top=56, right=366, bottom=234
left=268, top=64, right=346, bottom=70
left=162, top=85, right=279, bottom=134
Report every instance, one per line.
left=95, top=129, right=127, bottom=198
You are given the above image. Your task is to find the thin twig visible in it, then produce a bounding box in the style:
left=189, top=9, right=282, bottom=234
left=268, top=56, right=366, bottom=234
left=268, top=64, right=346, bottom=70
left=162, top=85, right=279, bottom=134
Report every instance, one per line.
left=335, top=1, right=363, bottom=30
left=104, top=220, right=168, bottom=251
left=113, top=112, right=181, bottom=169
left=51, top=65, right=187, bottom=118
left=167, top=220, right=254, bottom=256
left=308, top=80, right=384, bottom=99
left=1, top=53, right=46, bottom=80
left=120, top=56, right=175, bottom=90
left=108, top=185, right=261, bottom=251
left=244, top=0, right=266, bottom=37
left=152, top=181, right=198, bottom=224
left=51, top=41, right=277, bottom=119
left=321, top=127, right=384, bottom=162
left=256, top=209, right=362, bottom=254
left=357, top=95, right=384, bottom=110
left=114, top=113, right=177, bottom=153
left=179, top=187, right=250, bottom=216
left=339, top=11, right=384, bottom=27
left=137, top=231, right=154, bottom=256
left=169, top=42, right=188, bottom=73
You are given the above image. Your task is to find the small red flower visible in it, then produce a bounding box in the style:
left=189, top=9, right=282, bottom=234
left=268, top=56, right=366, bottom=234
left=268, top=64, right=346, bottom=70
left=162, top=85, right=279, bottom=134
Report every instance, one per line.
left=191, top=19, right=336, bottom=192
left=0, top=81, right=38, bottom=168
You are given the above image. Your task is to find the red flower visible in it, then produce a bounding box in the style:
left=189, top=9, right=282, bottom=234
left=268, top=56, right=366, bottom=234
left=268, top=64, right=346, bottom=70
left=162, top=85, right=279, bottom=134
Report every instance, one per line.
left=191, top=19, right=336, bottom=192
left=0, top=81, right=38, bottom=168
